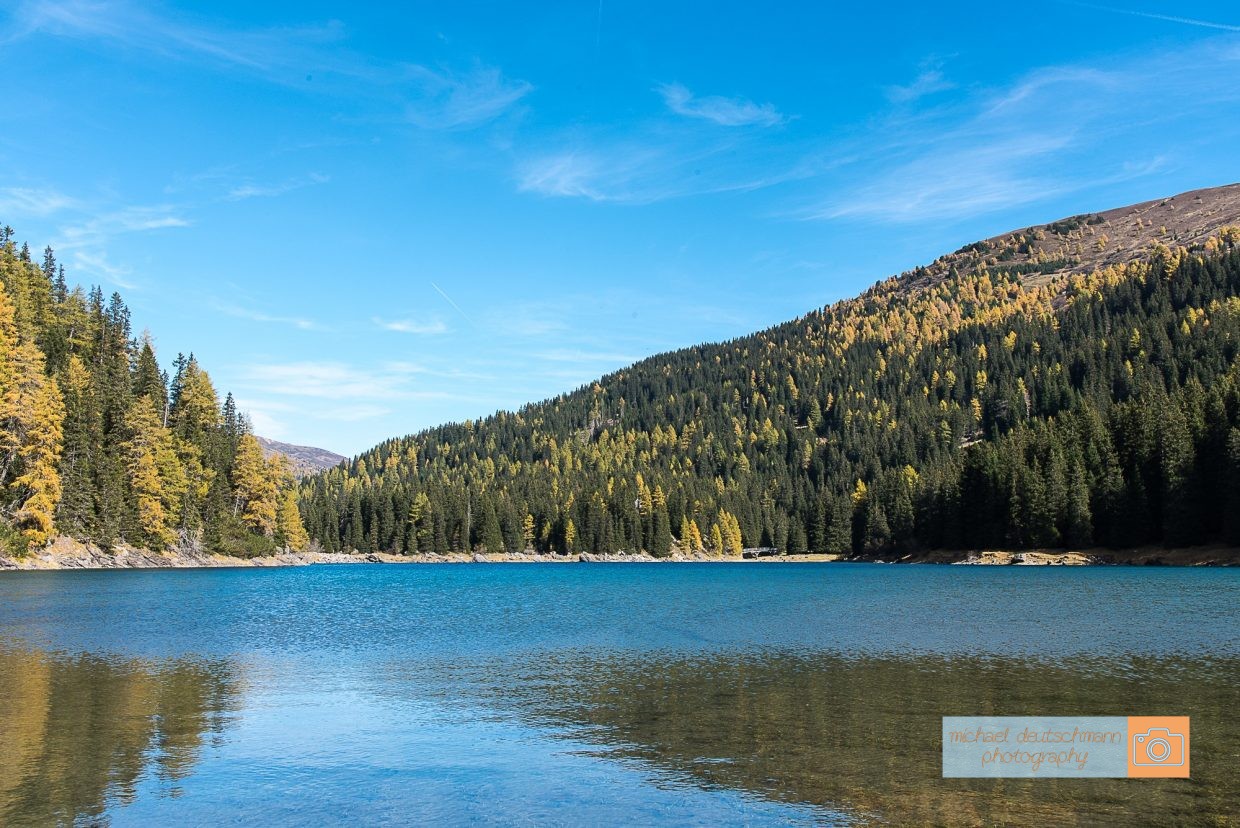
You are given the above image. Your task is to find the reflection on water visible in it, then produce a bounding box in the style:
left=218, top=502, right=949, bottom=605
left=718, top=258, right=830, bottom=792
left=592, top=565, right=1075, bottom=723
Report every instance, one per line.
left=424, top=651, right=1240, bottom=826
left=0, top=647, right=241, bottom=826
left=0, top=564, right=1237, bottom=825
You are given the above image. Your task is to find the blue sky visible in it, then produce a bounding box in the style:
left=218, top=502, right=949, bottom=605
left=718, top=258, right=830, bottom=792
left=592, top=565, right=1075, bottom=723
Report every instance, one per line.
left=2, top=1, right=1239, bottom=455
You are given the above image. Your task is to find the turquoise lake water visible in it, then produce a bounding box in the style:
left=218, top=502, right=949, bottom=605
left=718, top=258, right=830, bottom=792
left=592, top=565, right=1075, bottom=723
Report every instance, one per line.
left=0, top=563, right=1237, bottom=825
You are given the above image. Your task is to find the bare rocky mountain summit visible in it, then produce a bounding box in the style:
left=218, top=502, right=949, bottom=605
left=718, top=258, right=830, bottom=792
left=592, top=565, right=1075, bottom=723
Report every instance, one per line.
left=256, top=436, right=346, bottom=477
left=892, top=182, right=1240, bottom=294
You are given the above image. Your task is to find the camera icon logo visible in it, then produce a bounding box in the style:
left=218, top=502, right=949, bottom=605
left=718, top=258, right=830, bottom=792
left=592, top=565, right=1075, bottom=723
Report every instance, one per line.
left=1132, top=727, right=1185, bottom=767
left=1126, top=716, right=1189, bottom=777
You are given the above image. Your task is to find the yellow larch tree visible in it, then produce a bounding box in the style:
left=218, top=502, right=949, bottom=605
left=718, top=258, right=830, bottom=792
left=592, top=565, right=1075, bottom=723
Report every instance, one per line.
left=121, top=398, right=188, bottom=550
left=232, top=434, right=278, bottom=536
left=272, top=455, right=309, bottom=551
left=0, top=278, right=65, bottom=548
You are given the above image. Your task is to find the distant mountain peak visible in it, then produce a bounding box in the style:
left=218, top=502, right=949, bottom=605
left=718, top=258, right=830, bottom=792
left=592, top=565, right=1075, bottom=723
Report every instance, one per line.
left=256, top=436, right=346, bottom=477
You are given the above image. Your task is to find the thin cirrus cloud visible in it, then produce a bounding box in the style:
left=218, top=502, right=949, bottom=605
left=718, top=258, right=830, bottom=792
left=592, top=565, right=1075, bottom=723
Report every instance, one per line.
left=1, top=0, right=340, bottom=69
left=71, top=250, right=138, bottom=290
left=516, top=142, right=817, bottom=205
left=235, top=358, right=495, bottom=437
left=516, top=149, right=651, bottom=203
left=231, top=397, right=395, bottom=441
left=51, top=204, right=191, bottom=288
left=657, top=82, right=786, bottom=127
left=226, top=173, right=330, bottom=201
left=4, top=0, right=532, bottom=131
left=0, top=186, right=80, bottom=217
left=814, top=134, right=1079, bottom=222
left=402, top=65, right=533, bottom=130
left=526, top=36, right=1240, bottom=220
left=58, top=205, right=191, bottom=246
left=237, top=360, right=443, bottom=402
left=373, top=316, right=449, bottom=335
left=659, top=83, right=783, bottom=127
left=214, top=302, right=322, bottom=331
left=885, top=64, right=956, bottom=103
left=802, top=39, right=1240, bottom=223
left=0, top=190, right=190, bottom=289
left=516, top=82, right=794, bottom=203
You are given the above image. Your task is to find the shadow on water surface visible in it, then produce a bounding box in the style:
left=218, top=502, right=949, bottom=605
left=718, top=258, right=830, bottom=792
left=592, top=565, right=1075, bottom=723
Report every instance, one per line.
left=0, top=646, right=241, bottom=827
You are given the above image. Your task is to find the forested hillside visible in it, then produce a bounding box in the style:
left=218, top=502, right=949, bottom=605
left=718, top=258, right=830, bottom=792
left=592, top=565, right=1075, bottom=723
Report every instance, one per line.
left=301, top=185, right=1240, bottom=558
left=0, top=227, right=308, bottom=557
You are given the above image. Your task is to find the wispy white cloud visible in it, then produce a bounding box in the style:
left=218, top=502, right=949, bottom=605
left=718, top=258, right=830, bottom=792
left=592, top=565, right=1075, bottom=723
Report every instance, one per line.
left=226, top=172, right=330, bottom=201
left=230, top=397, right=397, bottom=436
left=5, top=1, right=530, bottom=131
left=214, top=302, right=322, bottom=331
left=0, top=186, right=79, bottom=217
left=517, top=150, right=645, bottom=202
left=886, top=62, right=955, bottom=103
left=803, top=40, right=1240, bottom=223
left=516, top=77, right=814, bottom=204
left=657, top=82, right=785, bottom=127
left=3, top=0, right=343, bottom=69
left=35, top=203, right=192, bottom=289
left=71, top=250, right=137, bottom=289
left=403, top=65, right=532, bottom=130
left=813, top=134, right=1076, bottom=222
left=524, top=35, right=1240, bottom=217
left=58, top=205, right=190, bottom=248
left=232, top=356, right=494, bottom=448
left=237, top=360, right=442, bottom=401
left=517, top=142, right=816, bottom=204
left=373, top=316, right=448, bottom=335
left=981, top=66, right=1121, bottom=114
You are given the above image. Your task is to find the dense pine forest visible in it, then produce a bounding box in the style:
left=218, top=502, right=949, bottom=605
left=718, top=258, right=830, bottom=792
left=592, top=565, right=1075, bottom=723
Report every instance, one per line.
left=301, top=191, right=1240, bottom=558
left=5, top=188, right=1240, bottom=562
left=0, top=226, right=308, bottom=557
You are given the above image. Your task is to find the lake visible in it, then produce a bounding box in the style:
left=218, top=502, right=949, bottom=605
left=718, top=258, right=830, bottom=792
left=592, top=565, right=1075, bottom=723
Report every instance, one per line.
left=0, top=563, right=1236, bottom=825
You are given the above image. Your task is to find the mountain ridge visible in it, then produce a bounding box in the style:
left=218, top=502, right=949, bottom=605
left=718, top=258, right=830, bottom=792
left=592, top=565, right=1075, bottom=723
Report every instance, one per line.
left=896, top=183, right=1240, bottom=292
left=300, top=183, right=1240, bottom=560
left=256, top=436, right=346, bottom=478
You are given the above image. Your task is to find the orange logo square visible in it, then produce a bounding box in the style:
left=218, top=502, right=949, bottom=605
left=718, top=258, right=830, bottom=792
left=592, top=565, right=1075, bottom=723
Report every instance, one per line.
left=1127, top=716, right=1189, bottom=778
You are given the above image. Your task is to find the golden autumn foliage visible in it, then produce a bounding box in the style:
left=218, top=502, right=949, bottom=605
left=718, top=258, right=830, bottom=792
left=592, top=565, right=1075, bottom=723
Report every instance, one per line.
left=121, top=398, right=189, bottom=550
left=276, top=487, right=310, bottom=551
left=233, top=434, right=279, bottom=536
left=0, top=235, right=313, bottom=558
left=0, top=278, right=64, bottom=548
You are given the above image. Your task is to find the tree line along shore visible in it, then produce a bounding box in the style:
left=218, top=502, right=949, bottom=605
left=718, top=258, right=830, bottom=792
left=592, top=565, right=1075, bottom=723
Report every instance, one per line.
left=3, top=194, right=1240, bottom=567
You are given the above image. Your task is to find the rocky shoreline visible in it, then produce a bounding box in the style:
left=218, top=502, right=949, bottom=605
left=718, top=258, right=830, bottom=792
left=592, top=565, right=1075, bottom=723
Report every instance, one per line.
left=1, top=537, right=1235, bottom=571
left=0, top=542, right=828, bottom=571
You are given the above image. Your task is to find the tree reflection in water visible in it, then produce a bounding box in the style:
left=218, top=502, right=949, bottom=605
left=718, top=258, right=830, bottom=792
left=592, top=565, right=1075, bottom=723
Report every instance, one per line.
left=0, top=646, right=241, bottom=826
left=400, top=650, right=1239, bottom=826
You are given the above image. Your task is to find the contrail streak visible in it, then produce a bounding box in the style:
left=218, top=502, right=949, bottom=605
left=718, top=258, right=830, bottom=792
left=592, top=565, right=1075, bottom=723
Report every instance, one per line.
left=430, top=281, right=471, bottom=323
left=1065, top=1, right=1240, bottom=33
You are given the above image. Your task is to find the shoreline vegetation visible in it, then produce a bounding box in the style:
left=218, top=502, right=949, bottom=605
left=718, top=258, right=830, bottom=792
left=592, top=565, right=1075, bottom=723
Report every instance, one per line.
left=2, top=536, right=1235, bottom=571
